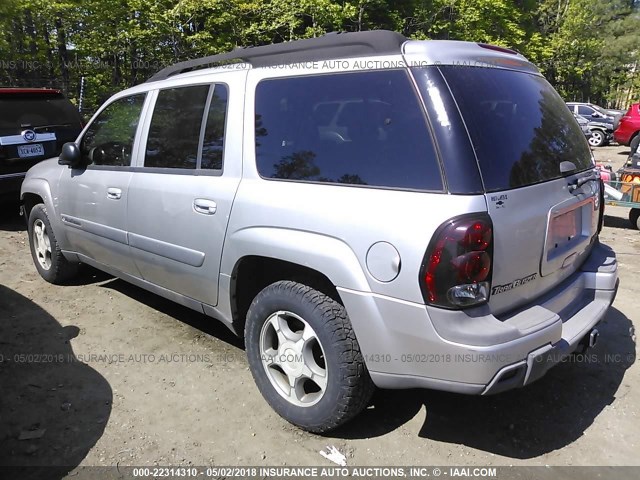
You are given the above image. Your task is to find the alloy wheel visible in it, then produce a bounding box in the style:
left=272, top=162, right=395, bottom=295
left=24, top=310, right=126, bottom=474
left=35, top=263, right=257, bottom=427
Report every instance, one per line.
left=259, top=310, right=328, bottom=407
left=32, top=219, right=52, bottom=270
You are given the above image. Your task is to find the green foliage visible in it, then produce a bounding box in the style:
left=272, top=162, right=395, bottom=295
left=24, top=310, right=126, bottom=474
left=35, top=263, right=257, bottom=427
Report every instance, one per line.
left=0, top=0, right=637, bottom=114
left=537, top=0, right=639, bottom=107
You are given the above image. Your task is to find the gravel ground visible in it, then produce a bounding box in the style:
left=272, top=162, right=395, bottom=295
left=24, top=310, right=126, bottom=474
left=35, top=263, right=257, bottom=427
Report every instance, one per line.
left=0, top=145, right=637, bottom=475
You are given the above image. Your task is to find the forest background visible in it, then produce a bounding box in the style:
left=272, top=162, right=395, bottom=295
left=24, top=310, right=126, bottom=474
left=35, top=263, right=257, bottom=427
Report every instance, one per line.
left=1, top=0, right=638, bottom=114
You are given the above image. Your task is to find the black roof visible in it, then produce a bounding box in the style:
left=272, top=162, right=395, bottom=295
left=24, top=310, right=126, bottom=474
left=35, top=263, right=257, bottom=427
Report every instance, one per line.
left=147, top=30, right=408, bottom=83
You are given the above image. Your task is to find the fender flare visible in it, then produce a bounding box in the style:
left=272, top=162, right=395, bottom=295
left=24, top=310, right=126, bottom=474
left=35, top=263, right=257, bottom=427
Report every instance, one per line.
left=21, top=177, right=72, bottom=251
left=222, top=227, right=371, bottom=293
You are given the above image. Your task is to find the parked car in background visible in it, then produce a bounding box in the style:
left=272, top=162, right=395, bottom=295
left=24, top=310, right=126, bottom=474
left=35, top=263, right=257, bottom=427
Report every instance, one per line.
left=21, top=31, right=617, bottom=432
left=0, top=88, right=83, bottom=201
left=566, top=102, right=616, bottom=147
left=606, top=109, right=626, bottom=131
left=573, top=113, right=593, bottom=140
left=614, top=103, right=640, bottom=157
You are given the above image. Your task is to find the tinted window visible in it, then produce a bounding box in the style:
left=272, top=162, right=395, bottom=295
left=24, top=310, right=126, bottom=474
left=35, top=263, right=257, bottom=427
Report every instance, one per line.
left=578, top=105, right=594, bottom=116
left=201, top=85, right=228, bottom=170
left=0, top=93, right=81, bottom=132
left=81, top=94, right=145, bottom=167
left=440, top=67, right=592, bottom=192
left=145, top=85, right=209, bottom=169
left=255, top=70, right=442, bottom=190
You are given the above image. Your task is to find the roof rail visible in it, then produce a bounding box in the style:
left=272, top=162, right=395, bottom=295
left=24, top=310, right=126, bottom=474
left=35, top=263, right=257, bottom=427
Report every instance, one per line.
left=147, top=30, right=407, bottom=83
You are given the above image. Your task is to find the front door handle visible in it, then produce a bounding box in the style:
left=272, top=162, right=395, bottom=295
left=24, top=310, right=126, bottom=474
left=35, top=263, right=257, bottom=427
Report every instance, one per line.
left=106, top=187, right=122, bottom=200
left=193, top=198, right=217, bottom=215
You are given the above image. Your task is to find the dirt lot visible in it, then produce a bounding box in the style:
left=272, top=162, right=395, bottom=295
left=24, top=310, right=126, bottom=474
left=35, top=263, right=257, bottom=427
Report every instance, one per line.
left=0, top=145, right=638, bottom=474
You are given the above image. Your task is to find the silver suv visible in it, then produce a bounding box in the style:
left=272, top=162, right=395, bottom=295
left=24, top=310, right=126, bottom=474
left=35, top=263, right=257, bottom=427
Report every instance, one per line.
left=21, top=31, right=619, bottom=432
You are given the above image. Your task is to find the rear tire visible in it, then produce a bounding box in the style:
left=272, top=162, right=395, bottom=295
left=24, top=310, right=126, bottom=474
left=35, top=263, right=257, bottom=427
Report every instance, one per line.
left=630, top=135, right=640, bottom=156
left=629, top=208, right=640, bottom=230
left=28, top=204, right=78, bottom=284
left=245, top=280, right=374, bottom=433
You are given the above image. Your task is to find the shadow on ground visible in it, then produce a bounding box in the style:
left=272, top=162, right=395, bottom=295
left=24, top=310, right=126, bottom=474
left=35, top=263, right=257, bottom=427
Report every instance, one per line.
left=0, top=285, right=112, bottom=479
left=604, top=214, right=633, bottom=230
left=331, top=307, right=635, bottom=459
left=0, top=201, right=25, bottom=232
left=64, top=266, right=114, bottom=287
left=39, top=268, right=634, bottom=461
left=100, top=278, right=243, bottom=349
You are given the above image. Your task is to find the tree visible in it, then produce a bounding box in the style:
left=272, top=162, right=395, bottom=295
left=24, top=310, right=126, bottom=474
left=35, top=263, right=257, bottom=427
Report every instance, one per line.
left=0, top=0, right=637, bottom=115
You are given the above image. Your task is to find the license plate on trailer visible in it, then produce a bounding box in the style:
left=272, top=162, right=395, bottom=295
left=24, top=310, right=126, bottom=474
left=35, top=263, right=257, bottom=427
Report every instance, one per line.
left=17, top=143, right=44, bottom=158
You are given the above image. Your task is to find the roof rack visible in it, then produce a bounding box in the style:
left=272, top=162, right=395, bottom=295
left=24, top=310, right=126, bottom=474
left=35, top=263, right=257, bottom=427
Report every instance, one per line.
left=147, top=30, right=407, bottom=83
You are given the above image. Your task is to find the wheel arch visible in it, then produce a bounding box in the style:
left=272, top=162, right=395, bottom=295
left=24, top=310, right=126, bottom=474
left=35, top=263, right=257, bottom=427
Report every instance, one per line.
left=22, top=192, right=45, bottom=221
left=20, top=177, right=71, bottom=250
left=223, top=227, right=371, bottom=336
left=21, top=178, right=53, bottom=217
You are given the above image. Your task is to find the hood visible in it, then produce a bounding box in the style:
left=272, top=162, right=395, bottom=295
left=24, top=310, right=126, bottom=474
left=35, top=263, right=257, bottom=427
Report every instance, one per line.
left=25, top=157, right=61, bottom=179
left=589, top=120, right=614, bottom=131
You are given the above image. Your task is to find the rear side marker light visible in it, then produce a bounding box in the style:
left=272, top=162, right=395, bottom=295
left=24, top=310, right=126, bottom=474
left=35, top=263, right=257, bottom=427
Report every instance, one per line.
left=420, top=214, right=493, bottom=309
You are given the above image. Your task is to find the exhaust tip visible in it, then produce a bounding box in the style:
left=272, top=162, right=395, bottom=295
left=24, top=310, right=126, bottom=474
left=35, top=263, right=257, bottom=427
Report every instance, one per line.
left=589, top=328, right=599, bottom=348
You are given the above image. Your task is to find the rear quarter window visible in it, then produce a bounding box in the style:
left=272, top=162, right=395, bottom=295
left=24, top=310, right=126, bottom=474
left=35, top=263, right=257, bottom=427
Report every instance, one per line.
left=440, top=67, right=593, bottom=192
left=254, top=70, right=443, bottom=191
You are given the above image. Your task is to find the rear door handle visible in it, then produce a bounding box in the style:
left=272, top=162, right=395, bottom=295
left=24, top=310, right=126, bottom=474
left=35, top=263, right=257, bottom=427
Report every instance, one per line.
left=193, top=198, right=217, bottom=215
left=106, top=187, right=122, bottom=200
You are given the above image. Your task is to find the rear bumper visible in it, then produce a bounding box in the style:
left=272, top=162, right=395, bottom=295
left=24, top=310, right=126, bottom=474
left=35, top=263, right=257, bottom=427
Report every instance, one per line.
left=339, top=242, right=618, bottom=394
left=614, top=124, right=635, bottom=145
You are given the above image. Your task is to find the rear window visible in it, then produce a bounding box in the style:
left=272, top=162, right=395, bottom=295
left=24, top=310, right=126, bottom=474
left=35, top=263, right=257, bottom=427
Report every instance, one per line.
left=0, top=93, right=81, bottom=130
left=439, top=67, right=593, bottom=192
left=254, top=70, right=443, bottom=191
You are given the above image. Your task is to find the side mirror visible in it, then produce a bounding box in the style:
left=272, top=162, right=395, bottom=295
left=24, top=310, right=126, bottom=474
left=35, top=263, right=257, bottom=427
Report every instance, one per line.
left=58, top=142, right=83, bottom=168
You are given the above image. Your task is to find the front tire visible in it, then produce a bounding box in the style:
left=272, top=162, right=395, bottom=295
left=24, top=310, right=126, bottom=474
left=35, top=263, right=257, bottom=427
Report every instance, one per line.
left=245, top=281, right=374, bottom=433
left=28, top=204, right=78, bottom=284
left=588, top=129, right=606, bottom=147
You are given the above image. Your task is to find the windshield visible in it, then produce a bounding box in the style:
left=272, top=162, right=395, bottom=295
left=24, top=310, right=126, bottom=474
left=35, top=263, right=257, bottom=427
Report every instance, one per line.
left=592, top=105, right=609, bottom=116
left=0, top=93, right=81, bottom=130
left=436, top=66, right=593, bottom=192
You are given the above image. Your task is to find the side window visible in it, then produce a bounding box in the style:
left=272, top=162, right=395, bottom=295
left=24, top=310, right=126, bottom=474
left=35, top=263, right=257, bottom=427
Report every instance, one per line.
left=577, top=105, right=593, bottom=116
left=254, top=70, right=443, bottom=191
left=81, top=94, right=145, bottom=167
left=201, top=84, right=229, bottom=170
left=145, top=85, right=210, bottom=169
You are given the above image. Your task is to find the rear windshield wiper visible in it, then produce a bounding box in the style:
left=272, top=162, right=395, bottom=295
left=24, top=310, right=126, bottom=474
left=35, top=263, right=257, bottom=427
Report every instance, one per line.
left=32, top=123, right=74, bottom=130
left=568, top=172, right=599, bottom=192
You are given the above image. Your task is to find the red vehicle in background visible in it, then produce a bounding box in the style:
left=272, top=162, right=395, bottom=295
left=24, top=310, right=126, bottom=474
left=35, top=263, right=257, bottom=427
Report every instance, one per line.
left=614, top=103, right=640, bottom=156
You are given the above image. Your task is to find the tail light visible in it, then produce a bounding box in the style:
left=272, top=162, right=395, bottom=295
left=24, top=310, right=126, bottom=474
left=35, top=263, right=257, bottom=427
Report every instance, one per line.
left=420, top=213, right=493, bottom=309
